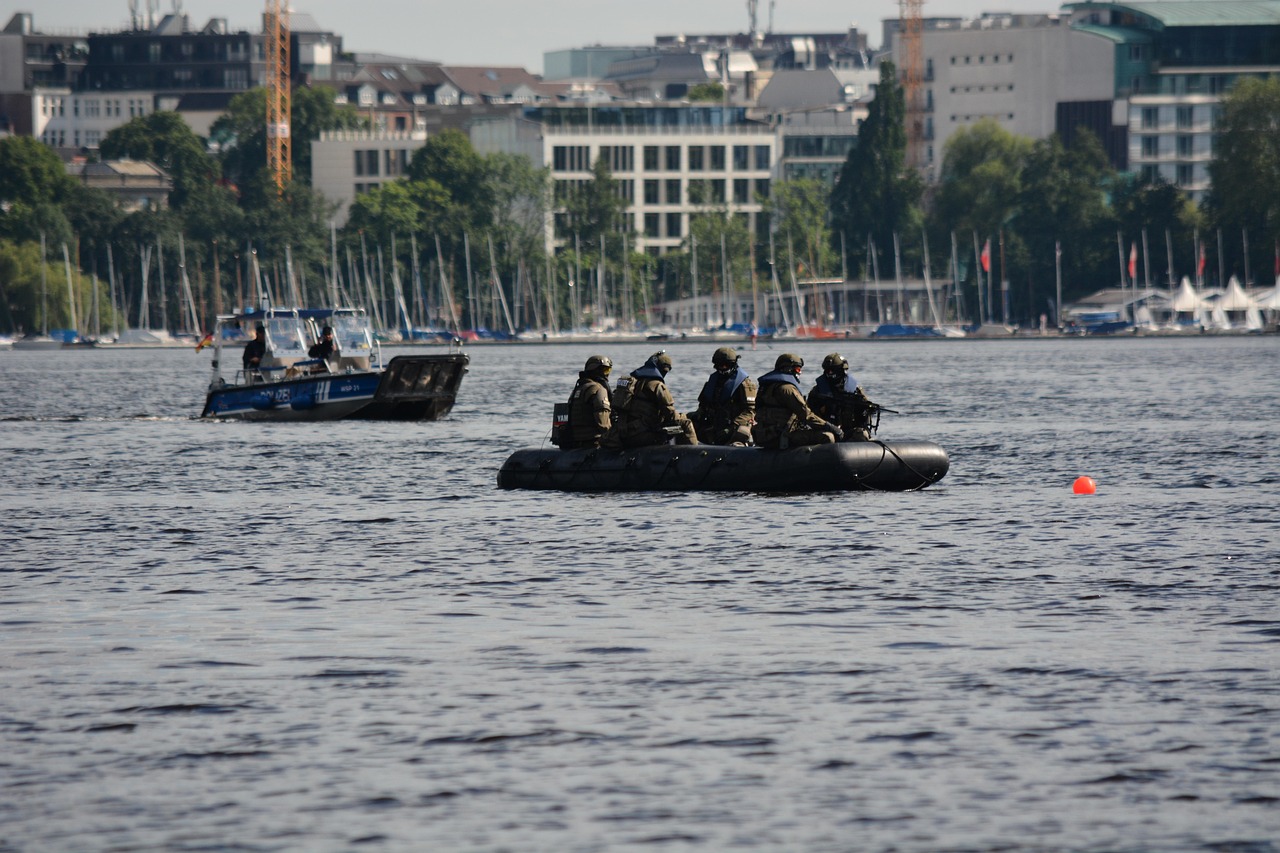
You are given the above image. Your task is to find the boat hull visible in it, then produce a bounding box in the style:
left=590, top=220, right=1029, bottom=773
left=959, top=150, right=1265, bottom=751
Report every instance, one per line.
left=201, top=354, right=468, bottom=421
left=497, top=440, right=949, bottom=493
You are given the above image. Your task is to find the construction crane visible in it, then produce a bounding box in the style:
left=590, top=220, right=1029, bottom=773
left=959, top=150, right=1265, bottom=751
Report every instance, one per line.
left=265, top=0, right=291, bottom=193
left=899, top=0, right=925, bottom=170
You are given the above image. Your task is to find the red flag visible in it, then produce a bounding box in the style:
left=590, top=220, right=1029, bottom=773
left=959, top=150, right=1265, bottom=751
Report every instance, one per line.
left=1128, top=243, right=1137, bottom=280
left=980, top=240, right=991, bottom=273
left=194, top=333, right=214, bottom=352
left=1198, top=245, right=1206, bottom=277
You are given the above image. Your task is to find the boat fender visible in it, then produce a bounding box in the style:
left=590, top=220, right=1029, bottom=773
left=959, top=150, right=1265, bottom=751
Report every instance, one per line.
left=290, top=393, right=316, bottom=411
left=251, top=391, right=277, bottom=410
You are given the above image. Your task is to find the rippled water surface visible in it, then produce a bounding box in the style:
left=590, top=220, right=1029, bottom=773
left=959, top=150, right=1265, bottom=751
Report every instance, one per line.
left=3, top=337, right=1278, bottom=852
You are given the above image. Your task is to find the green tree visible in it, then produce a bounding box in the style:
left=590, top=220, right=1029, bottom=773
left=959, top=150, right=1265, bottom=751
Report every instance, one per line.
left=767, top=178, right=835, bottom=279
left=0, top=239, right=58, bottom=333
left=100, top=111, right=217, bottom=208
left=345, top=181, right=422, bottom=250
left=212, top=85, right=362, bottom=189
left=407, top=129, right=495, bottom=237
left=559, top=156, right=629, bottom=254
left=485, top=152, right=551, bottom=262
left=686, top=81, right=726, bottom=102
left=1203, top=76, right=1280, bottom=282
left=1014, top=131, right=1114, bottom=318
left=829, top=61, right=923, bottom=274
left=0, top=136, right=74, bottom=207
left=932, top=119, right=1030, bottom=238
left=1109, top=174, right=1201, bottom=286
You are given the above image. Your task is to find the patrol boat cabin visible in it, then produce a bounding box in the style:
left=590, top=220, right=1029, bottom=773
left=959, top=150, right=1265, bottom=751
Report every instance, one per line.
left=201, top=307, right=468, bottom=421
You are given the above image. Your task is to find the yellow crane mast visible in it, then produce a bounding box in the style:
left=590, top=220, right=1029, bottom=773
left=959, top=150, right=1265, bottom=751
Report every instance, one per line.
left=265, top=0, right=291, bottom=193
left=899, top=0, right=925, bottom=170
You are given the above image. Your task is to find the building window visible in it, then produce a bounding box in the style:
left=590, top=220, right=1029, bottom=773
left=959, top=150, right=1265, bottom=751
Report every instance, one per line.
left=644, top=213, right=660, bottom=237
left=710, top=146, right=726, bottom=171
left=1177, top=135, right=1193, bottom=157
left=665, top=179, right=681, bottom=204
left=755, top=178, right=770, bottom=199
left=385, top=149, right=408, bottom=176
left=553, top=145, right=590, bottom=171
left=733, top=145, right=749, bottom=170
left=644, top=179, right=659, bottom=204
left=1141, top=136, right=1158, bottom=158
left=665, top=145, right=681, bottom=170
left=601, top=145, right=633, bottom=172
left=711, top=179, right=725, bottom=203
left=354, top=149, right=379, bottom=176
left=644, top=145, right=660, bottom=170
left=1141, top=107, right=1158, bottom=129
left=733, top=178, right=750, bottom=204
left=1176, top=106, right=1192, bottom=129
left=665, top=212, right=682, bottom=238
left=688, top=146, right=704, bottom=171
left=754, top=145, right=770, bottom=170
left=1176, top=164, right=1194, bottom=186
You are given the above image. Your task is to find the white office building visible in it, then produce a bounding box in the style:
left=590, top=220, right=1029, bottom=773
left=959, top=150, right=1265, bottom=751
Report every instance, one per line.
left=310, top=129, right=427, bottom=226
left=542, top=121, right=778, bottom=258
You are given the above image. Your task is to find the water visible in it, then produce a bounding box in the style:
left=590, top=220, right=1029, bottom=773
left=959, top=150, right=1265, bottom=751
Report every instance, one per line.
left=3, top=337, right=1278, bottom=852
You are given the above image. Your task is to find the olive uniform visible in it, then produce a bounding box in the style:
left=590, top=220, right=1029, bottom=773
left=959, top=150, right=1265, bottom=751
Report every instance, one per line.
left=807, top=352, right=874, bottom=441
left=604, top=352, right=698, bottom=448
left=752, top=353, right=839, bottom=449
left=689, top=347, right=756, bottom=445
left=565, top=355, right=613, bottom=449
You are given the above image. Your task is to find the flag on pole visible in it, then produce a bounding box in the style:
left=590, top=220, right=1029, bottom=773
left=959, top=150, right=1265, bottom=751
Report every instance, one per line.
left=980, top=239, right=991, bottom=273
left=1128, top=242, right=1137, bottom=281
left=194, top=333, right=213, bottom=352
left=1198, top=244, right=1207, bottom=278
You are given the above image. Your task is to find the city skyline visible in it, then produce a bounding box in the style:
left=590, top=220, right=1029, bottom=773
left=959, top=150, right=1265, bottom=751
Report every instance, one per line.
left=8, top=0, right=1059, bottom=74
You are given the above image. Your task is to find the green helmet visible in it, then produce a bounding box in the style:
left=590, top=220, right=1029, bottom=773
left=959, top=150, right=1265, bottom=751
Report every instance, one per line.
left=647, top=351, right=673, bottom=373
left=821, top=353, right=849, bottom=373
left=712, top=347, right=739, bottom=367
left=775, top=353, right=804, bottom=372
left=584, top=354, right=612, bottom=375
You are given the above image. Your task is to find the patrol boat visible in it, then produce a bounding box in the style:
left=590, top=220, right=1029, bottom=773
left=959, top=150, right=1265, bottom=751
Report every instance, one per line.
left=497, top=440, right=949, bottom=492
left=200, top=307, right=468, bottom=421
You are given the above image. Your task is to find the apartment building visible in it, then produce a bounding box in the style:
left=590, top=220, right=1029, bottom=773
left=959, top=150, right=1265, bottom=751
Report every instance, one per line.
left=528, top=103, right=778, bottom=258
left=1069, top=0, right=1280, bottom=203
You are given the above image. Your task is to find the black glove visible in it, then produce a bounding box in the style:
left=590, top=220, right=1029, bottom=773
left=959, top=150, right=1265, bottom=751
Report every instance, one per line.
left=825, top=421, right=844, bottom=441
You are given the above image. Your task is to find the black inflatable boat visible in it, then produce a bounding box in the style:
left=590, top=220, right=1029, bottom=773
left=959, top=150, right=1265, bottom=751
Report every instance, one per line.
left=497, top=440, right=949, bottom=493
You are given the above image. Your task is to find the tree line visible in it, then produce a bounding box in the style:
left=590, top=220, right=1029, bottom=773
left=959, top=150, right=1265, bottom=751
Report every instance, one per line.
left=1, top=67, right=1277, bottom=334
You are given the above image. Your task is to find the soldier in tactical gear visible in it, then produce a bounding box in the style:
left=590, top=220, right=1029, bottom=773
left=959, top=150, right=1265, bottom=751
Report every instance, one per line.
left=807, top=352, right=876, bottom=441
left=689, top=347, right=756, bottom=445
left=752, top=353, right=841, bottom=449
left=563, top=354, right=613, bottom=449
left=604, top=351, right=698, bottom=448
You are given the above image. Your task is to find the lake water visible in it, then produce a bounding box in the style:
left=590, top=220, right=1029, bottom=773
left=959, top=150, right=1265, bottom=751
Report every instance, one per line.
left=2, top=336, right=1278, bottom=852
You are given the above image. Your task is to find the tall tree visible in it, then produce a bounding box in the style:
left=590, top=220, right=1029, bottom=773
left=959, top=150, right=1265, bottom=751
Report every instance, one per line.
left=1203, top=76, right=1280, bottom=282
left=768, top=178, right=835, bottom=278
left=829, top=61, right=923, bottom=273
left=100, top=111, right=217, bottom=208
left=1014, top=131, right=1114, bottom=315
left=931, top=119, right=1030, bottom=238
left=0, top=136, right=74, bottom=207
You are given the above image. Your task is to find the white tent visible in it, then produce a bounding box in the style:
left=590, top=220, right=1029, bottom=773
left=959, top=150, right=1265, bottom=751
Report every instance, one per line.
left=1170, top=277, right=1208, bottom=311
left=1218, top=276, right=1257, bottom=310
left=1254, top=282, right=1280, bottom=310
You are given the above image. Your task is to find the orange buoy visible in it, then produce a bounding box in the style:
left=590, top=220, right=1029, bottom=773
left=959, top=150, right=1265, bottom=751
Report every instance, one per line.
left=1072, top=476, right=1097, bottom=495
